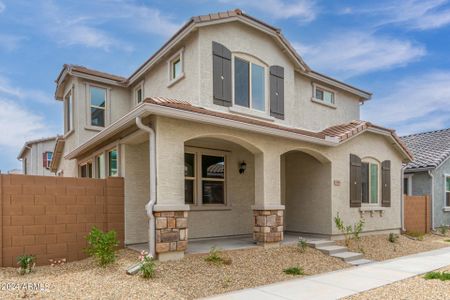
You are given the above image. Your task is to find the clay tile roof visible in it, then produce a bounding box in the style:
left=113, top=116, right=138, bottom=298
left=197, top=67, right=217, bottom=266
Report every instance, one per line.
left=66, top=64, right=127, bottom=83
left=320, top=120, right=369, bottom=141
left=401, top=128, right=450, bottom=170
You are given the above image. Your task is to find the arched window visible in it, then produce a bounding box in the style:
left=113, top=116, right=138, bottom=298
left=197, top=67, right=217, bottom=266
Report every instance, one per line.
left=361, top=158, right=381, bottom=205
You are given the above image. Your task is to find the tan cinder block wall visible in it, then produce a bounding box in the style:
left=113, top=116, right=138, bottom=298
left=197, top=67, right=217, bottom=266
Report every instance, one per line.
left=404, top=195, right=431, bottom=234
left=0, top=174, right=124, bottom=267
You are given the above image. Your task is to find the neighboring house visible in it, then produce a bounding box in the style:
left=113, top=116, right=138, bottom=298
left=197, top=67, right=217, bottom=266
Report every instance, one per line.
left=7, top=169, right=22, bottom=175
left=401, top=128, right=450, bottom=229
left=17, top=136, right=58, bottom=176
left=50, top=9, right=412, bottom=261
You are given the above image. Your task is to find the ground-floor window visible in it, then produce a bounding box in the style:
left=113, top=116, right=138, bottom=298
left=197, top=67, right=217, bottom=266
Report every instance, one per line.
left=80, top=162, right=93, bottom=178
left=361, top=159, right=380, bottom=205
left=446, top=176, right=450, bottom=207
left=184, top=147, right=226, bottom=206
left=108, top=149, right=118, bottom=177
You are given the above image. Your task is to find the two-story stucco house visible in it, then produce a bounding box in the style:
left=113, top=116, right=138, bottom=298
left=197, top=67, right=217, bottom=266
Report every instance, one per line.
left=50, top=10, right=412, bottom=261
left=17, top=136, right=58, bottom=176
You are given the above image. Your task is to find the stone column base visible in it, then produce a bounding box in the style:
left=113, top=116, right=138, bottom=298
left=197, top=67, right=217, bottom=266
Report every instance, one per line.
left=253, top=210, right=284, bottom=246
left=154, top=211, right=188, bottom=261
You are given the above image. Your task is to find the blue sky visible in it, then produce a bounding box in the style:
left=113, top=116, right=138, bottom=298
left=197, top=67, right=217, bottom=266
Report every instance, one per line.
left=1, top=0, right=450, bottom=171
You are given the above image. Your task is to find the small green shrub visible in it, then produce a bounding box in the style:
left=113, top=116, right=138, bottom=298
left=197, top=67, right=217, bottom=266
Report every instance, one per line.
left=388, top=233, right=399, bottom=243
left=17, top=254, right=35, bottom=275
left=139, top=251, right=156, bottom=279
left=424, top=271, right=450, bottom=281
left=297, top=238, right=308, bottom=252
left=444, top=239, right=450, bottom=243
left=283, top=266, right=304, bottom=276
left=205, top=247, right=224, bottom=265
left=85, top=227, right=119, bottom=266
left=334, top=213, right=365, bottom=246
left=438, top=226, right=449, bottom=235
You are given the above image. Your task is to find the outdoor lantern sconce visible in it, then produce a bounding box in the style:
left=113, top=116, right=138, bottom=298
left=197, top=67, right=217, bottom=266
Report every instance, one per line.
left=239, top=161, right=247, bottom=174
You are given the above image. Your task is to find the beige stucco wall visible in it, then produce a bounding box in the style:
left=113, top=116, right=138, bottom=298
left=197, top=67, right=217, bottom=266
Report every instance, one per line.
left=122, top=142, right=150, bottom=244
left=283, top=151, right=332, bottom=235
left=154, top=116, right=403, bottom=237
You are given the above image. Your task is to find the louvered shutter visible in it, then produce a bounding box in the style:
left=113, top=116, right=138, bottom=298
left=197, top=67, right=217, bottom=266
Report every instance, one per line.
left=382, top=160, right=391, bottom=207
left=43, top=152, right=48, bottom=168
left=361, top=162, right=369, bottom=204
left=350, top=154, right=362, bottom=207
left=270, top=65, right=284, bottom=119
left=212, top=42, right=232, bottom=106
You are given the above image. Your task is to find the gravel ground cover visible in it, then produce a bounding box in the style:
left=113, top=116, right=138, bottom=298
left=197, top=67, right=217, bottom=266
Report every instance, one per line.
left=0, top=244, right=348, bottom=299
left=336, top=233, right=449, bottom=261
left=346, top=265, right=450, bottom=300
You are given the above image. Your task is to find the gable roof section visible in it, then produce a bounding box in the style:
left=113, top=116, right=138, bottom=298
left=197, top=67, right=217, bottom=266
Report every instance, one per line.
left=17, top=136, right=59, bottom=160
left=401, top=128, right=450, bottom=171
left=49, top=136, right=66, bottom=173
left=65, top=97, right=411, bottom=161
left=54, top=9, right=371, bottom=101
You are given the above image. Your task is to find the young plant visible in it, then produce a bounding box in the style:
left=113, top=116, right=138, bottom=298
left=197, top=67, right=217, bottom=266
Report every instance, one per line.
left=424, top=271, right=450, bottom=281
left=283, top=266, right=304, bottom=276
left=139, top=251, right=156, bottom=279
left=334, top=213, right=365, bottom=246
left=297, top=238, right=308, bottom=253
left=205, top=247, right=224, bottom=265
left=85, top=227, right=119, bottom=266
left=388, top=233, right=399, bottom=243
left=17, top=254, right=35, bottom=275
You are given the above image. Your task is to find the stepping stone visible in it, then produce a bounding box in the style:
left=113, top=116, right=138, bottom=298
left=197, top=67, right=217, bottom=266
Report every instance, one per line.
left=331, top=251, right=364, bottom=262
left=348, top=259, right=373, bottom=266
left=307, top=240, right=336, bottom=248
left=316, top=245, right=348, bottom=255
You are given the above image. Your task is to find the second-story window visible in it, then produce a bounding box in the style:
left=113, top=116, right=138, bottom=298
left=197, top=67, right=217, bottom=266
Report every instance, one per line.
left=43, top=151, right=53, bottom=169
left=90, top=86, right=106, bottom=127
left=234, top=57, right=265, bottom=111
left=168, top=48, right=184, bottom=86
left=314, top=85, right=335, bottom=105
left=136, top=88, right=143, bottom=103
left=64, top=90, right=73, bottom=133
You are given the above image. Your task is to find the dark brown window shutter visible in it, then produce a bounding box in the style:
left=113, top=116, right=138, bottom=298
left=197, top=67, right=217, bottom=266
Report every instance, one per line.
left=361, top=162, right=369, bottom=203
left=43, top=152, right=48, bottom=168
left=381, top=160, right=391, bottom=207
left=212, top=42, right=232, bottom=106
left=270, top=65, right=284, bottom=119
left=350, top=154, right=362, bottom=207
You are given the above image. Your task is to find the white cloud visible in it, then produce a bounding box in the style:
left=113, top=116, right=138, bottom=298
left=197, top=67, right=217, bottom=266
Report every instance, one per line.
left=0, top=99, right=53, bottom=149
left=361, top=71, right=450, bottom=135
left=0, top=1, right=5, bottom=14
left=0, top=75, right=53, bottom=105
left=220, top=0, right=317, bottom=22
left=295, top=31, right=426, bottom=78
left=349, top=0, right=450, bottom=30
left=0, top=34, right=25, bottom=51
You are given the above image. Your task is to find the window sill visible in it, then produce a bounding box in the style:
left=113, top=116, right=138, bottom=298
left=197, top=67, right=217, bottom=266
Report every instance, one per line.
left=443, top=207, right=450, bottom=212
left=167, top=73, right=185, bottom=88
left=311, top=97, right=337, bottom=109
left=63, top=129, right=74, bottom=139
left=188, top=204, right=232, bottom=211
left=84, top=125, right=104, bottom=132
left=359, top=206, right=386, bottom=217
left=229, top=106, right=275, bottom=122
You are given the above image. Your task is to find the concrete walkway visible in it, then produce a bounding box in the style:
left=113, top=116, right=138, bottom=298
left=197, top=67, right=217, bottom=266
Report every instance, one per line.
left=206, top=246, right=450, bottom=300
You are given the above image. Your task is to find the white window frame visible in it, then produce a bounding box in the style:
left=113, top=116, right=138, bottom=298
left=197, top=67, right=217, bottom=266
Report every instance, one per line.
left=107, top=148, right=119, bottom=177
left=444, top=174, right=450, bottom=209
left=312, top=82, right=337, bottom=109
left=362, top=158, right=381, bottom=206
left=232, top=53, right=269, bottom=114
left=184, top=146, right=228, bottom=208
left=64, top=87, right=74, bottom=136
left=79, top=161, right=93, bottom=178
left=133, top=81, right=144, bottom=105
left=86, top=83, right=110, bottom=131
left=44, top=151, right=53, bottom=169
left=167, top=48, right=185, bottom=87
left=78, top=142, right=120, bottom=178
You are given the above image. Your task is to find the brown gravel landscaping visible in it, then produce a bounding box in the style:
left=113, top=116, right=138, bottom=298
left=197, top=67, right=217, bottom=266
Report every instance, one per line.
left=336, top=233, right=450, bottom=261
left=346, top=265, right=450, bottom=300
left=0, top=244, right=348, bottom=299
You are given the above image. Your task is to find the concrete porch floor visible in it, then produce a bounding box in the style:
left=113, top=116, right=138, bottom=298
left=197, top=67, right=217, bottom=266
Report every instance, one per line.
left=127, top=233, right=305, bottom=255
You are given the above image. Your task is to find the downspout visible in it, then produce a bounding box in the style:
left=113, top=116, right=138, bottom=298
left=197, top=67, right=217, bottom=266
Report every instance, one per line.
left=135, top=116, right=157, bottom=258
left=401, top=165, right=407, bottom=232
left=428, top=170, right=435, bottom=230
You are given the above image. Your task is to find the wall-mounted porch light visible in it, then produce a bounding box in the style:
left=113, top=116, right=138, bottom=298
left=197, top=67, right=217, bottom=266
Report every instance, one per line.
left=239, top=161, right=247, bottom=174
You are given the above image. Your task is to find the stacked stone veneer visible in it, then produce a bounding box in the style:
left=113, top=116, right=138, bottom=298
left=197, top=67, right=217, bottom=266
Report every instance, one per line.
left=155, top=211, right=188, bottom=254
left=253, top=210, right=284, bottom=244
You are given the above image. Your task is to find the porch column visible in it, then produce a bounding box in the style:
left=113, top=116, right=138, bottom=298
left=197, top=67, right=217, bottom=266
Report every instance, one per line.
left=153, top=132, right=189, bottom=261
left=252, top=152, right=284, bottom=247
